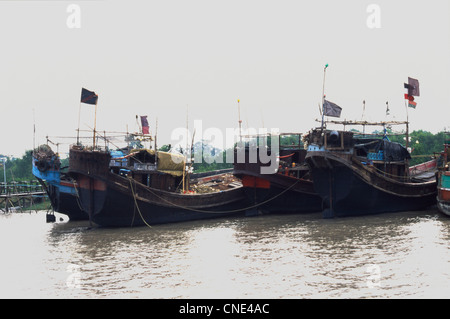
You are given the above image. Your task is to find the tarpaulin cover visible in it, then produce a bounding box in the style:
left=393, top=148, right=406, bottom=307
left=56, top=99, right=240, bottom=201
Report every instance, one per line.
left=355, top=139, right=411, bottom=162
left=156, top=151, right=185, bottom=177
left=130, top=149, right=185, bottom=176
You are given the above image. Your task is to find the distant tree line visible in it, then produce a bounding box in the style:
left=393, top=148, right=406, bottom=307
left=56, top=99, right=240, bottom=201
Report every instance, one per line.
left=158, top=141, right=233, bottom=173
left=0, top=150, right=68, bottom=183
left=380, top=130, right=447, bottom=166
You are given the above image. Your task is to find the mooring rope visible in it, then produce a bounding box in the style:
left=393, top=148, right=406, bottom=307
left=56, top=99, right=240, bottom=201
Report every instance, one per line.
left=68, top=173, right=307, bottom=228
left=72, top=180, right=86, bottom=213
left=128, top=177, right=152, bottom=228
left=128, top=176, right=302, bottom=215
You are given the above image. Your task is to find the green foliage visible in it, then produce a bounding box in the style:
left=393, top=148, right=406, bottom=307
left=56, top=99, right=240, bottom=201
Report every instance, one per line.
left=60, top=157, right=69, bottom=169
left=191, top=141, right=232, bottom=173
left=280, top=134, right=303, bottom=148
left=378, top=130, right=447, bottom=166
left=1, top=150, right=34, bottom=182
left=158, top=144, right=172, bottom=152
left=191, top=152, right=233, bottom=173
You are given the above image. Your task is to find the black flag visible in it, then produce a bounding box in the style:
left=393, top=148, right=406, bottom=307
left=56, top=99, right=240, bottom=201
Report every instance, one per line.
left=323, top=100, right=342, bottom=118
left=81, top=88, right=98, bottom=105
left=407, top=77, right=420, bottom=97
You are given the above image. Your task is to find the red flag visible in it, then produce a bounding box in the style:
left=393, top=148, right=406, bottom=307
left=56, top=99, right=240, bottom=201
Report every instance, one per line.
left=140, top=116, right=149, bottom=134
left=404, top=94, right=414, bottom=101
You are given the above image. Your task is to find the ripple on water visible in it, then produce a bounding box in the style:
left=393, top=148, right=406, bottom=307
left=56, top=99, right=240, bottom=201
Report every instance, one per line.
left=0, top=209, right=449, bottom=298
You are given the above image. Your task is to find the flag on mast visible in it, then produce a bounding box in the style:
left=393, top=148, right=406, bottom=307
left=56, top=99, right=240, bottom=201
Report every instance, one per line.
left=81, top=88, right=98, bottom=105
left=407, top=77, right=420, bottom=96
left=404, top=77, right=419, bottom=107
left=323, top=99, right=342, bottom=118
left=140, top=116, right=149, bottom=134
left=408, top=100, right=417, bottom=109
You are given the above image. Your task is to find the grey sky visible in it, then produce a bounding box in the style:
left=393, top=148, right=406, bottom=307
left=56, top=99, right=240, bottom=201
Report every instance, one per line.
left=1, top=0, right=449, bottom=157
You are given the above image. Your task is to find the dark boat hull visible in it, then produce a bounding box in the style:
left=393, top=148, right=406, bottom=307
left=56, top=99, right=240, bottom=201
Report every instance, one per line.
left=74, top=173, right=248, bottom=227
left=437, top=184, right=450, bottom=217
left=33, top=156, right=88, bottom=221
left=306, top=151, right=437, bottom=218
left=34, top=178, right=87, bottom=221
left=233, top=146, right=322, bottom=215
left=437, top=198, right=450, bottom=217
left=49, top=182, right=86, bottom=221
left=234, top=172, right=323, bottom=215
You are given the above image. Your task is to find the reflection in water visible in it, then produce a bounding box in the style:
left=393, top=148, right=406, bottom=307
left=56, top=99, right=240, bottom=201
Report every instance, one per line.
left=0, top=209, right=449, bottom=298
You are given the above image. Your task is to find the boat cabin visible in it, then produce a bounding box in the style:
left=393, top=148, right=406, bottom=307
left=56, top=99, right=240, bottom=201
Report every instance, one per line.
left=109, top=149, right=185, bottom=192
left=234, top=133, right=311, bottom=179
left=304, top=128, right=412, bottom=181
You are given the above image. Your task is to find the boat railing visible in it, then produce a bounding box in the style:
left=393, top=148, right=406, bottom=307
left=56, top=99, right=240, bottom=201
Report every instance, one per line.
left=70, top=143, right=110, bottom=153
left=238, top=132, right=304, bottom=150
left=133, top=163, right=157, bottom=171
left=409, top=159, right=437, bottom=176
left=0, top=181, right=43, bottom=196
left=353, top=156, right=410, bottom=182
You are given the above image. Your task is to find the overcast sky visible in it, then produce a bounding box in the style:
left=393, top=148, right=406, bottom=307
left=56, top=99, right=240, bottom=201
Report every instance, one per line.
left=1, top=0, right=449, bottom=157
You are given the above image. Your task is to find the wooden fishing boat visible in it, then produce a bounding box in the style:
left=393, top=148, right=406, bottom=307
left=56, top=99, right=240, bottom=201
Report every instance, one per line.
left=68, top=146, right=248, bottom=227
left=304, top=125, right=437, bottom=218
left=233, top=133, right=322, bottom=215
left=437, top=133, right=450, bottom=216
left=32, top=145, right=87, bottom=221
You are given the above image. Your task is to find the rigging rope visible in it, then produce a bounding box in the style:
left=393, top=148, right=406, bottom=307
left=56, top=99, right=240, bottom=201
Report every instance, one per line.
left=128, top=175, right=302, bottom=215
left=359, top=159, right=436, bottom=183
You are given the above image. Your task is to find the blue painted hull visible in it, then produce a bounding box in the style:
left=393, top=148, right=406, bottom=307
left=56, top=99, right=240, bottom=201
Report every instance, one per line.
left=32, top=157, right=88, bottom=221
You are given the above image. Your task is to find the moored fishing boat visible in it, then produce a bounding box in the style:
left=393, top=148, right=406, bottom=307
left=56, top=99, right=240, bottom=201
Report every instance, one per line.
left=32, top=144, right=87, bottom=221
left=437, top=134, right=450, bottom=216
left=68, top=146, right=248, bottom=227
left=304, top=124, right=437, bottom=218
left=233, top=133, right=322, bottom=215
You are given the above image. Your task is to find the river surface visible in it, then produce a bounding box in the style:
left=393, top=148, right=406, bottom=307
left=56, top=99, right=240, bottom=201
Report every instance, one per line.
left=0, top=208, right=449, bottom=299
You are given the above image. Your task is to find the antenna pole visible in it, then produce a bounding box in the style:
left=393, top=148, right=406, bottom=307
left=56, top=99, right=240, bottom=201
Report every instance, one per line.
left=33, top=108, right=36, bottom=150
left=154, top=117, right=158, bottom=151
left=321, top=64, right=329, bottom=130
left=77, top=101, right=82, bottom=145
left=238, top=99, right=242, bottom=142
left=93, top=101, right=98, bottom=150
left=404, top=99, right=409, bottom=149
